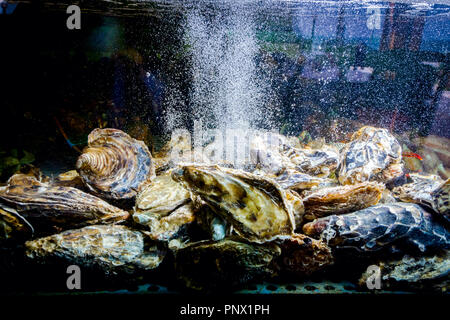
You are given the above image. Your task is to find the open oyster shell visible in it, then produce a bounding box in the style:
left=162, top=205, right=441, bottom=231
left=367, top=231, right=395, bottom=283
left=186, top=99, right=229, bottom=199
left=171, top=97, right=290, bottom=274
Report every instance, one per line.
left=76, top=128, right=155, bottom=200
left=174, top=239, right=281, bottom=291
left=338, top=126, right=403, bottom=185
left=25, top=225, right=165, bottom=276
left=172, top=165, right=295, bottom=242
left=303, top=203, right=449, bottom=254
left=302, top=181, right=385, bottom=221
left=0, top=173, right=129, bottom=233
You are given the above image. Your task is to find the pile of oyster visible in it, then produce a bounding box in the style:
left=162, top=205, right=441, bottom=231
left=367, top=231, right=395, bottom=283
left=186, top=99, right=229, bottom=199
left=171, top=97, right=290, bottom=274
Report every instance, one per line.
left=0, top=126, right=448, bottom=292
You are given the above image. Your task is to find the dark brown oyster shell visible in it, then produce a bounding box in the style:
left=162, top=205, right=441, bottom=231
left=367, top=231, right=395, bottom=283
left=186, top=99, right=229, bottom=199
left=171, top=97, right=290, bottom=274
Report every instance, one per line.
left=302, top=181, right=384, bottom=221
left=0, top=173, right=129, bottom=233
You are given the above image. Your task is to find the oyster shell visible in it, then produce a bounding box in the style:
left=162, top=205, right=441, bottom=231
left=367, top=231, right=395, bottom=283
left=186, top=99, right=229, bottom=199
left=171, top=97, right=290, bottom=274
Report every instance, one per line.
left=430, top=178, right=449, bottom=224
left=140, top=203, right=196, bottom=241
left=174, top=239, right=281, bottom=290
left=76, top=128, right=155, bottom=199
left=194, top=202, right=231, bottom=241
left=392, top=173, right=443, bottom=206
left=0, top=174, right=129, bottom=233
left=249, top=133, right=287, bottom=175
left=337, top=126, right=403, bottom=185
left=275, top=169, right=335, bottom=193
left=275, top=234, right=334, bottom=276
left=172, top=165, right=295, bottom=242
left=52, top=170, right=85, bottom=189
left=284, top=146, right=340, bottom=178
left=133, top=171, right=194, bottom=241
left=0, top=203, right=33, bottom=242
left=25, top=225, right=165, bottom=276
left=359, top=251, right=450, bottom=292
left=134, top=171, right=191, bottom=217
left=302, top=182, right=385, bottom=221
left=303, top=203, right=449, bottom=254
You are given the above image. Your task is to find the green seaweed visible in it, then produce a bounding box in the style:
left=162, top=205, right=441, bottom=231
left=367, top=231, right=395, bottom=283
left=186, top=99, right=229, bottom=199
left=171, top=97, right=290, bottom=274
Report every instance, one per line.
left=0, top=149, right=35, bottom=181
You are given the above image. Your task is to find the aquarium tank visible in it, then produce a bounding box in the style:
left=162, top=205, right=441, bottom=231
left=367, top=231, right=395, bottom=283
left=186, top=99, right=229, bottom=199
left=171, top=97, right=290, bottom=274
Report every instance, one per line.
left=0, top=0, right=449, bottom=298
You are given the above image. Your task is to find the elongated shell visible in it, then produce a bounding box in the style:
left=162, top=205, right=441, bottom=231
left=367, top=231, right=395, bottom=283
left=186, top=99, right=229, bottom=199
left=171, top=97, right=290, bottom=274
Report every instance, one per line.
left=0, top=174, right=129, bottom=233
left=338, top=126, right=403, bottom=185
left=76, top=128, right=155, bottom=199
left=172, top=165, right=295, bottom=242
left=303, top=181, right=385, bottom=221
left=303, top=203, right=449, bottom=254
left=25, top=225, right=165, bottom=275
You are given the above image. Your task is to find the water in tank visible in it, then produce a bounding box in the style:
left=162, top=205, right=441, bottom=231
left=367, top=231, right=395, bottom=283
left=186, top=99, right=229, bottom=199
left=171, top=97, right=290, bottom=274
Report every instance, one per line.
left=0, top=0, right=449, bottom=295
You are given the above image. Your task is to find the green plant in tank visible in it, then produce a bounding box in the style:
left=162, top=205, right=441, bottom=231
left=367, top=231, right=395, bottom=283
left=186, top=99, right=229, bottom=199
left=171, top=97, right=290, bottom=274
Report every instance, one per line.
left=0, top=149, right=35, bottom=181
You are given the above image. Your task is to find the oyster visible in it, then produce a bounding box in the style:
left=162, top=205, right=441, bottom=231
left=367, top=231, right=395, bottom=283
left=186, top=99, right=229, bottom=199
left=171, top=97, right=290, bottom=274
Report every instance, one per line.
left=172, top=165, right=295, bottom=242
left=249, top=133, right=287, bottom=175
left=140, top=203, right=196, bottom=241
left=392, top=173, right=443, bottom=206
left=76, top=128, right=155, bottom=200
left=430, top=179, right=449, bottom=223
left=25, top=225, right=165, bottom=276
left=52, top=170, right=85, bottom=189
left=0, top=204, right=33, bottom=243
left=0, top=174, right=129, bottom=232
left=284, top=189, right=305, bottom=227
left=302, top=182, right=385, bottom=221
left=303, top=203, right=449, bottom=254
left=275, top=169, right=335, bottom=193
left=284, top=146, right=340, bottom=178
left=359, top=251, right=450, bottom=292
left=134, top=171, right=191, bottom=217
left=174, top=239, right=281, bottom=290
left=337, top=126, right=403, bottom=185
left=275, top=234, right=334, bottom=276
left=133, top=171, right=194, bottom=241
